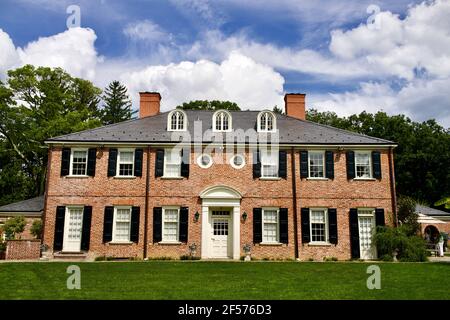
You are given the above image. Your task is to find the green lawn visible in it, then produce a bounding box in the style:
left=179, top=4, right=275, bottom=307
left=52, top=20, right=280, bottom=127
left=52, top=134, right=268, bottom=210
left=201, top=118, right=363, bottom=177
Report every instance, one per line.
left=0, top=261, right=449, bottom=300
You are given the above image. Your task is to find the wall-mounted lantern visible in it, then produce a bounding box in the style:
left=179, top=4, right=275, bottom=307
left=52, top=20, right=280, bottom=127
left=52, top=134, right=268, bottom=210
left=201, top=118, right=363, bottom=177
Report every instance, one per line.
left=194, top=211, right=200, bottom=222
left=242, top=211, right=248, bottom=222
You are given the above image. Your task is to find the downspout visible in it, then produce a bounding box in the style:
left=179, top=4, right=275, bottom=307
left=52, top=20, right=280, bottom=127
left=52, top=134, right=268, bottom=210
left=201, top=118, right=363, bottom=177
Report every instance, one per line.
left=143, top=145, right=151, bottom=259
left=291, top=147, right=299, bottom=260
left=388, top=146, right=398, bottom=227
left=41, top=146, right=52, bottom=254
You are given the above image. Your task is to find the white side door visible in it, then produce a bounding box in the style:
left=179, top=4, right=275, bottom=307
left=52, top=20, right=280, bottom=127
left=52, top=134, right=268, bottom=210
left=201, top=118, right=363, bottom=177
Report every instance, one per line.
left=358, top=214, right=377, bottom=259
left=63, top=207, right=83, bottom=252
left=211, top=216, right=230, bottom=258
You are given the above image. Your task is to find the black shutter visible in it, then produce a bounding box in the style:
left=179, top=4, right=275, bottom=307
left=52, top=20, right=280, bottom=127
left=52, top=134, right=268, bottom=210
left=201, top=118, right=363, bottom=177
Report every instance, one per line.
left=279, top=208, right=288, bottom=244
left=346, top=151, right=355, bottom=179
left=80, top=206, right=92, bottom=251
left=372, top=151, right=382, bottom=179
left=375, top=208, right=385, bottom=227
left=328, top=208, right=338, bottom=245
left=253, top=208, right=262, bottom=243
left=153, top=207, right=162, bottom=242
left=349, top=208, right=360, bottom=258
left=325, top=151, right=334, bottom=179
left=301, top=208, right=310, bottom=243
left=300, top=151, right=308, bottom=178
left=87, top=148, right=97, bottom=177
left=53, top=206, right=66, bottom=251
left=130, top=206, right=140, bottom=243
left=181, top=148, right=190, bottom=178
left=134, top=149, right=143, bottom=177
left=103, top=206, right=114, bottom=243
left=253, top=150, right=261, bottom=179
left=155, top=149, right=164, bottom=177
left=107, top=148, right=118, bottom=177
left=61, top=148, right=71, bottom=176
left=179, top=207, right=189, bottom=243
left=278, top=150, right=287, bottom=179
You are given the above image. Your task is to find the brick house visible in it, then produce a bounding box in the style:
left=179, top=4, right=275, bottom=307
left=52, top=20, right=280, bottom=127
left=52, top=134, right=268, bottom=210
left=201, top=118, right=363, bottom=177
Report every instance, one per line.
left=42, top=92, right=397, bottom=261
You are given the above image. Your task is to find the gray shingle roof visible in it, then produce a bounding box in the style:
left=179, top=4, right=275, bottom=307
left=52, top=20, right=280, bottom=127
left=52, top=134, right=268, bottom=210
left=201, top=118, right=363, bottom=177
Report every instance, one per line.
left=416, top=204, right=450, bottom=217
left=0, top=196, right=44, bottom=214
left=47, top=110, right=395, bottom=145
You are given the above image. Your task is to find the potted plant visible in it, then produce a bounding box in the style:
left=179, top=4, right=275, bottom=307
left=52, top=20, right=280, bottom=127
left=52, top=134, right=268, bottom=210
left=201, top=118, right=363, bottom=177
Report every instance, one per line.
left=243, top=244, right=252, bottom=261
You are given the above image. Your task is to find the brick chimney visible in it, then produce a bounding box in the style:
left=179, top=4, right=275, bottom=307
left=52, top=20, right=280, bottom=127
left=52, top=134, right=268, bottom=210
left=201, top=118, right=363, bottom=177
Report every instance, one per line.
left=284, top=93, right=306, bottom=120
left=139, top=92, right=161, bottom=118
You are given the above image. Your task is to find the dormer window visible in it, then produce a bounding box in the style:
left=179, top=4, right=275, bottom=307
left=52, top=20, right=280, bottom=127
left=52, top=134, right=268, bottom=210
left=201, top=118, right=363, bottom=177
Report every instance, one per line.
left=213, top=110, right=232, bottom=132
left=258, top=111, right=276, bottom=132
left=168, top=110, right=187, bottom=131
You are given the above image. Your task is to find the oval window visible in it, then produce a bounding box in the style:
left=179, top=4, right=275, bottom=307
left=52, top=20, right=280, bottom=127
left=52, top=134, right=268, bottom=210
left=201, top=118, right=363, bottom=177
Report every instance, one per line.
left=230, top=154, right=245, bottom=169
left=197, top=154, right=213, bottom=168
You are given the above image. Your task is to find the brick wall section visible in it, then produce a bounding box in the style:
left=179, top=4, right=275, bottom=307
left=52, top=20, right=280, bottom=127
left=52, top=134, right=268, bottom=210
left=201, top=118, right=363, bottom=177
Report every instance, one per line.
left=6, top=240, right=41, bottom=260
left=43, top=145, right=395, bottom=260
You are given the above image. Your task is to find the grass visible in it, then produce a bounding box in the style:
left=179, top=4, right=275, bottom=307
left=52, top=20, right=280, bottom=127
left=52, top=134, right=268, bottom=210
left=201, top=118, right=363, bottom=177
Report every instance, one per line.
left=0, top=261, right=449, bottom=300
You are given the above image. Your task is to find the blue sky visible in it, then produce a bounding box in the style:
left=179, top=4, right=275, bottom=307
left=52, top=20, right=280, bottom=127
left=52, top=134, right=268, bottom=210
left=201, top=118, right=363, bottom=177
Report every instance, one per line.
left=0, top=0, right=449, bottom=127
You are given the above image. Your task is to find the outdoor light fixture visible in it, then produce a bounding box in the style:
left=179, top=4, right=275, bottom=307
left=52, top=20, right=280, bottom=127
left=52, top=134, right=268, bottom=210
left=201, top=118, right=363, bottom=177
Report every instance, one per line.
left=242, top=211, right=248, bottom=221
left=194, top=211, right=200, bottom=222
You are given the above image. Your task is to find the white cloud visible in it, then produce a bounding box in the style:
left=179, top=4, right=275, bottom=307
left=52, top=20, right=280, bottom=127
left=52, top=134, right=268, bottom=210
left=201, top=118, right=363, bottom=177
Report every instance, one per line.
left=120, top=51, right=285, bottom=111
left=123, top=20, right=171, bottom=42
left=17, top=27, right=100, bottom=80
left=0, top=29, right=20, bottom=78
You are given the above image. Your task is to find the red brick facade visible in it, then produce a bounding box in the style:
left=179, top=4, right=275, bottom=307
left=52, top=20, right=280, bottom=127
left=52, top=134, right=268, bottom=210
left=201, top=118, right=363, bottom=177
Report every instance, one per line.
left=43, top=145, right=395, bottom=261
left=6, top=240, right=41, bottom=260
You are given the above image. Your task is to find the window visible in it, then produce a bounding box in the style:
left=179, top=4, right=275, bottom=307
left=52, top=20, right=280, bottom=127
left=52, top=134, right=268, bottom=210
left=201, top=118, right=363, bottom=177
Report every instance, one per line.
left=113, top=207, right=131, bottom=242
left=263, top=208, right=279, bottom=243
left=164, top=148, right=182, bottom=177
left=261, top=149, right=278, bottom=178
left=168, top=110, right=187, bottom=131
left=197, top=153, right=213, bottom=169
left=308, top=151, right=325, bottom=178
left=117, top=150, right=134, bottom=177
left=163, top=207, right=179, bottom=242
left=213, top=110, right=232, bottom=132
left=70, top=149, right=88, bottom=176
left=230, top=154, right=245, bottom=169
left=355, top=151, right=372, bottom=178
left=310, top=209, right=328, bottom=243
left=258, top=111, right=276, bottom=132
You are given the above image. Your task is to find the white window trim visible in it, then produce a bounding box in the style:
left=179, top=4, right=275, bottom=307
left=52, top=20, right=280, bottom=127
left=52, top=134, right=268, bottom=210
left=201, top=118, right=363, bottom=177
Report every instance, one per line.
left=161, top=206, right=180, bottom=243
left=257, top=110, right=277, bottom=133
left=260, top=149, right=279, bottom=178
left=69, top=148, right=88, bottom=177
left=111, top=206, right=132, bottom=243
left=229, top=154, right=245, bottom=169
left=354, top=150, right=373, bottom=179
left=212, top=110, right=232, bottom=132
left=116, top=148, right=135, bottom=178
left=357, top=208, right=376, bottom=217
left=309, top=208, right=329, bottom=244
left=163, top=148, right=182, bottom=178
left=167, top=109, right=188, bottom=132
left=308, top=150, right=325, bottom=179
left=261, top=207, right=280, bottom=244
left=197, top=153, right=213, bottom=169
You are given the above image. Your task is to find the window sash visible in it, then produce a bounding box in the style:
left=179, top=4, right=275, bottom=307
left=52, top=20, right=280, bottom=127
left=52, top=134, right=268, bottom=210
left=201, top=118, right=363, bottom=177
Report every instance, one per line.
left=170, top=111, right=185, bottom=131
left=70, top=150, right=88, bottom=176
left=308, top=152, right=325, bottom=178
left=215, top=112, right=230, bottom=131
left=310, top=209, right=328, bottom=243
left=355, top=152, right=372, bottom=178
left=164, top=148, right=181, bottom=177
left=117, top=150, right=134, bottom=176
left=113, top=207, right=131, bottom=242
left=163, top=208, right=179, bottom=242
left=259, top=112, right=274, bottom=132
left=262, top=209, right=279, bottom=243
left=261, top=150, right=278, bottom=178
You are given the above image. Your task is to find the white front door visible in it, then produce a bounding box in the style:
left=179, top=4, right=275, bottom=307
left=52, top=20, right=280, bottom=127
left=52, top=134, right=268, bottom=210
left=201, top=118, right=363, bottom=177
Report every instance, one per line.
left=63, top=207, right=83, bottom=252
left=358, top=214, right=377, bottom=259
left=211, top=210, right=231, bottom=258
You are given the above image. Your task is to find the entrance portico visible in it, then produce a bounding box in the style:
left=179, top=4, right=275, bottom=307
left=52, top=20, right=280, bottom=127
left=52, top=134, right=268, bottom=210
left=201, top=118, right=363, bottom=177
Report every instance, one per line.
left=200, top=186, right=241, bottom=260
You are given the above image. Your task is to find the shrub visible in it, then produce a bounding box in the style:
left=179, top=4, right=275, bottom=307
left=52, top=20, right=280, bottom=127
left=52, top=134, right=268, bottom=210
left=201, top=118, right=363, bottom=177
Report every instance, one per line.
left=180, top=255, right=201, bottom=260
left=146, top=256, right=174, bottom=261
left=0, top=242, right=6, bottom=253
left=30, top=220, right=43, bottom=239
left=375, top=225, right=428, bottom=262
left=1, top=216, right=26, bottom=239
left=397, top=196, right=420, bottom=235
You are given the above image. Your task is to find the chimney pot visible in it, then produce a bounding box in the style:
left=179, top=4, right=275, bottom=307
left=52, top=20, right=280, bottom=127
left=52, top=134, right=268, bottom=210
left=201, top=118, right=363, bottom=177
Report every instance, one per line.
left=284, top=93, right=306, bottom=120
left=139, top=92, right=161, bottom=118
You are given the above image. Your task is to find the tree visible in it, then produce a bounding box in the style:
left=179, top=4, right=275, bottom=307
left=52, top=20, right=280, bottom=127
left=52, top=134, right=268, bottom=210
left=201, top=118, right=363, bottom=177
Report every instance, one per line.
left=0, top=65, right=102, bottom=201
left=1, top=216, right=26, bottom=239
left=178, top=100, right=240, bottom=111
left=435, top=197, right=450, bottom=210
left=101, top=80, right=135, bottom=125
left=397, top=196, right=420, bottom=235
left=30, top=219, right=43, bottom=239
left=272, top=106, right=283, bottom=114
